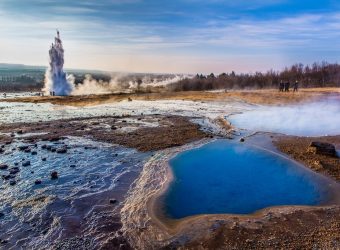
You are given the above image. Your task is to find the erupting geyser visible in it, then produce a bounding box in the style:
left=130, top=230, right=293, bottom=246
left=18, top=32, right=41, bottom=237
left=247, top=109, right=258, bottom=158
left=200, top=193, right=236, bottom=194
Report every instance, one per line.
left=43, top=30, right=73, bottom=96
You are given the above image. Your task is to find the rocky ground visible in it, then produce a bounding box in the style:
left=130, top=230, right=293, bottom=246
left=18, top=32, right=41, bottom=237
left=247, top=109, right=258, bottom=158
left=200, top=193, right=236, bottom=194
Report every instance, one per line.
left=3, top=88, right=338, bottom=107
left=0, top=115, right=209, bottom=152
left=274, top=135, right=340, bottom=181
left=167, top=206, right=340, bottom=250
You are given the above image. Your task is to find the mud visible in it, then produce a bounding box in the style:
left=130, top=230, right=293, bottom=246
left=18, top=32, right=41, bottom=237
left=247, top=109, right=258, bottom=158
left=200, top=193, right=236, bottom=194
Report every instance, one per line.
left=274, top=135, right=340, bottom=181
left=0, top=115, right=209, bottom=152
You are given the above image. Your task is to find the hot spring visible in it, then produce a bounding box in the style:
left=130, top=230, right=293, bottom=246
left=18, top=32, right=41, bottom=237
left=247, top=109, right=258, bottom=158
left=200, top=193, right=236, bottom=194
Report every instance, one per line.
left=162, top=140, right=339, bottom=219
left=229, top=96, right=340, bottom=136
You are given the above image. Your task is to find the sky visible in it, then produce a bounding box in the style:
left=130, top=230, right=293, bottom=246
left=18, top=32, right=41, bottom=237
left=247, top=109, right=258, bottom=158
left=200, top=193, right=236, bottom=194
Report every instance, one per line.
left=1, top=0, right=340, bottom=74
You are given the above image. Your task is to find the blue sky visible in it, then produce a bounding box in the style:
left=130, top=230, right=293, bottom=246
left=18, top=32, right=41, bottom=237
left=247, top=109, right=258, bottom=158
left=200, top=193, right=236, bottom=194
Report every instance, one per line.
left=1, top=0, right=340, bottom=73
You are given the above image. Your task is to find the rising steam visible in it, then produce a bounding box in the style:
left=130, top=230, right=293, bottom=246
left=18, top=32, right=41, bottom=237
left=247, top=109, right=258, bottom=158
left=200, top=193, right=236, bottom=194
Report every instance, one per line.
left=230, top=96, right=340, bottom=136
left=72, top=74, right=187, bottom=96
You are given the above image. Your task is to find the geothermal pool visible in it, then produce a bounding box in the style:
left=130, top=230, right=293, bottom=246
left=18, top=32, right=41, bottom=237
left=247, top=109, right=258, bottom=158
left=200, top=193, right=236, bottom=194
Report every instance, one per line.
left=230, top=97, right=340, bottom=136
left=163, top=140, right=336, bottom=219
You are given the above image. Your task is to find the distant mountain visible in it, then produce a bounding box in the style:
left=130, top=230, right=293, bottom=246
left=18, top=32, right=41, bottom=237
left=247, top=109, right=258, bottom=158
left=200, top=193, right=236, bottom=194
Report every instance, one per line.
left=0, top=63, right=46, bottom=70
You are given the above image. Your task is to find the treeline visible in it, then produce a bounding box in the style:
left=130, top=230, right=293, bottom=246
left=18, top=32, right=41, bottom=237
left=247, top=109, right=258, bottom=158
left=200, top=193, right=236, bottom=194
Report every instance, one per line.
left=0, top=75, right=42, bottom=92
left=168, top=62, right=340, bottom=91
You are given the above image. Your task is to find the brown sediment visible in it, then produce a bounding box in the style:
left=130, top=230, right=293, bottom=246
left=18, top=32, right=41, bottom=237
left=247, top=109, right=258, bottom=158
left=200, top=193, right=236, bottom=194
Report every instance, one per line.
left=274, top=135, right=340, bottom=181
left=168, top=206, right=340, bottom=249
left=0, top=115, right=209, bottom=152
left=3, top=88, right=339, bottom=107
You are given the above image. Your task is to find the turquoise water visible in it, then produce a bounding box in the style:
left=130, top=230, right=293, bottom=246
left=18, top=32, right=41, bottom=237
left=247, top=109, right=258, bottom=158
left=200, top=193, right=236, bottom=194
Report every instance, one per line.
left=164, top=140, right=329, bottom=219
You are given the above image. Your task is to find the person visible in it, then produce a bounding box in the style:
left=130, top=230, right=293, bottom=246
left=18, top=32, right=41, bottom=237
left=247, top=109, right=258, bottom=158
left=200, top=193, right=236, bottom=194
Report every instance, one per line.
left=279, top=80, right=284, bottom=92
left=3, top=93, right=6, bottom=98
left=293, top=80, right=299, bottom=92
left=284, top=81, right=290, bottom=92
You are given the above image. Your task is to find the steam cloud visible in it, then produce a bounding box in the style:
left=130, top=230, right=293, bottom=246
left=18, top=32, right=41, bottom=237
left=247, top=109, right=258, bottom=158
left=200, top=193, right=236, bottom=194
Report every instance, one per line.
left=71, top=74, right=187, bottom=96
left=230, top=96, right=340, bottom=136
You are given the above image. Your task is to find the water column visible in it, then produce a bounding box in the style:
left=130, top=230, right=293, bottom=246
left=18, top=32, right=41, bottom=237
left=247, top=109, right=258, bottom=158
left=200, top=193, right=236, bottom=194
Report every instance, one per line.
left=46, top=30, right=73, bottom=96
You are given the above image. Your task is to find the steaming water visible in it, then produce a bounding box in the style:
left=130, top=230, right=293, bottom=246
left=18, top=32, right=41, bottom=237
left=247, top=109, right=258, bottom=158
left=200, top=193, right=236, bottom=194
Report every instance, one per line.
left=0, top=137, right=149, bottom=248
left=230, top=96, right=340, bottom=136
left=163, top=140, right=335, bottom=219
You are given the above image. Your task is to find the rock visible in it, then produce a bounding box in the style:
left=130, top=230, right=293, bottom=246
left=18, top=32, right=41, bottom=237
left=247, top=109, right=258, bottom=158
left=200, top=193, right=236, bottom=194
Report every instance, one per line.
left=0, top=212, right=4, bottom=218
left=0, top=148, right=4, bottom=154
left=22, top=161, right=31, bottom=167
left=2, top=175, right=11, bottom=180
left=111, top=125, right=117, bottom=130
left=24, top=148, right=31, bottom=153
left=31, top=151, right=37, bottom=155
left=51, top=171, right=58, bottom=179
left=128, top=97, right=132, bottom=102
left=9, top=180, right=16, bottom=186
left=0, top=164, right=8, bottom=170
left=240, top=138, right=245, bottom=142
left=17, top=130, right=23, bottom=134
left=0, top=239, right=8, bottom=244
left=41, top=145, right=47, bottom=149
left=42, top=158, right=47, bottom=161
left=308, top=142, right=337, bottom=157
left=18, top=145, right=29, bottom=151
left=109, top=199, right=118, bottom=204
left=34, top=179, right=42, bottom=185
left=51, top=148, right=56, bottom=152
left=14, top=162, right=19, bottom=166
left=56, top=148, right=67, bottom=154
left=70, top=165, right=76, bottom=168
left=9, top=167, right=20, bottom=174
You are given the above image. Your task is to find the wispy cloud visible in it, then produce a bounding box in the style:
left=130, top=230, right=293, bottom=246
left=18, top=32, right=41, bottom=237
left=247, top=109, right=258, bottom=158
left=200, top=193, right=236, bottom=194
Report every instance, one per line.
left=0, top=0, right=340, bottom=73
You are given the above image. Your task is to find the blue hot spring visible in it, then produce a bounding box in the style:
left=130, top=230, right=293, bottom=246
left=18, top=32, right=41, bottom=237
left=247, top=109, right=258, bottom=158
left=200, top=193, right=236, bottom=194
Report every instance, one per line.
left=163, top=140, right=333, bottom=219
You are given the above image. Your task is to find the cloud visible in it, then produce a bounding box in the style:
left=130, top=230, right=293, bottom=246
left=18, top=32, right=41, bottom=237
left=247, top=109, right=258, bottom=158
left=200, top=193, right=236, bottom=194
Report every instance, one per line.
left=1, top=1, right=340, bottom=73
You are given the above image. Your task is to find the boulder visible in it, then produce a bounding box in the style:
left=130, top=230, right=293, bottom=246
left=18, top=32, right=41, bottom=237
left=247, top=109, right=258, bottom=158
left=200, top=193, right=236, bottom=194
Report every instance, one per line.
left=18, top=145, right=29, bottom=151
left=9, top=167, right=20, bottom=174
left=109, top=199, right=118, bottom=204
left=34, top=179, right=42, bottom=185
left=1, top=175, right=11, bottom=180
left=308, top=142, right=337, bottom=157
left=22, top=161, right=31, bottom=167
left=56, top=148, right=67, bottom=154
left=0, top=164, right=8, bottom=170
left=51, top=171, right=58, bottom=179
